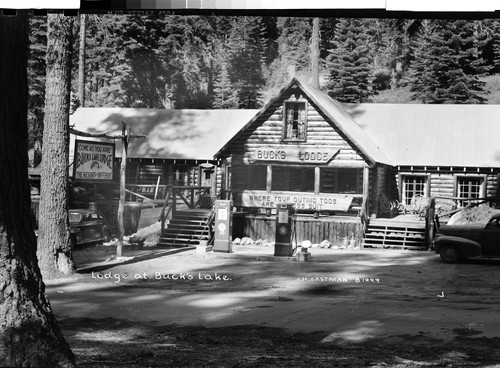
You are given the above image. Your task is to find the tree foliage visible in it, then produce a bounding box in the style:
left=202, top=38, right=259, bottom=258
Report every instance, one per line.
left=27, top=16, right=47, bottom=166
left=27, top=14, right=500, bottom=133
left=409, top=19, right=490, bottom=104
left=212, top=62, right=239, bottom=109
left=326, top=18, right=375, bottom=103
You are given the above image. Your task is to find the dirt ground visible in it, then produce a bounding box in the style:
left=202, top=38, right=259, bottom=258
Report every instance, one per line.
left=45, top=244, right=500, bottom=367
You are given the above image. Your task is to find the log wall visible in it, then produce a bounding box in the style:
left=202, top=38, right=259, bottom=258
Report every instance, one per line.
left=224, top=88, right=367, bottom=166
left=398, top=170, right=499, bottom=200
left=233, top=214, right=363, bottom=246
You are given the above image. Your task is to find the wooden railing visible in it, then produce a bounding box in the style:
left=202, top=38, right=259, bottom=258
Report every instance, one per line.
left=126, top=183, right=168, bottom=201
left=158, top=185, right=213, bottom=233
left=172, top=185, right=212, bottom=210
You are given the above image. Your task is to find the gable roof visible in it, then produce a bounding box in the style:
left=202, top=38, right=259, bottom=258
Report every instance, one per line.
left=68, top=87, right=500, bottom=170
left=215, top=77, right=393, bottom=166
left=344, top=103, right=500, bottom=168
left=69, top=108, right=259, bottom=161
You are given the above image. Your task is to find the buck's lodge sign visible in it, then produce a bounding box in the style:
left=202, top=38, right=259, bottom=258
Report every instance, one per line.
left=250, top=146, right=338, bottom=164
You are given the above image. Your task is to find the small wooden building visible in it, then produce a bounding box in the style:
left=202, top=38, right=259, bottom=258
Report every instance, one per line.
left=68, top=108, right=257, bottom=234
left=344, top=103, right=500, bottom=211
left=215, top=77, right=397, bottom=245
left=69, top=108, right=258, bottom=201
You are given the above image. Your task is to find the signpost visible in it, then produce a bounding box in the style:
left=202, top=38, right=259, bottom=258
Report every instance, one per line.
left=70, top=122, right=145, bottom=258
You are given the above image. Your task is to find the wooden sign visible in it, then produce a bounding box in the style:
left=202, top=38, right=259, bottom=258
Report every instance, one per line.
left=240, top=191, right=354, bottom=211
left=74, top=139, right=114, bottom=181
left=250, top=146, right=338, bottom=164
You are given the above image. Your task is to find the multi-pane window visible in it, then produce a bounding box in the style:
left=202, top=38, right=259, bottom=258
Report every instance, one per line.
left=248, top=165, right=267, bottom=190
left=402, top=175, right=427, bottom=205
left=283, top=101, right=307, bottom=141
left=320, top=168, right=362, bottom=194
left=456, top=176, right=484, bottom=206
left=272, top=166, right=314, bottom=192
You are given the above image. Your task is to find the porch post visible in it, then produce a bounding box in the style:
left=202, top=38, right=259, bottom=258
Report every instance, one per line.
left=361, top=166, right=370, bottom=220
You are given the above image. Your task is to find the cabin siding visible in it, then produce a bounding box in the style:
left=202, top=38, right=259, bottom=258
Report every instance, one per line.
left=397, top=170, right=499, bottom=201
left=233, top=214, right=362, bottom=245
left=224, top=90, right=366, bottom=165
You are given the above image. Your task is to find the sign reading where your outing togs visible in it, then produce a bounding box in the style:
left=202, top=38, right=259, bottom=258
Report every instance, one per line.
left=74, top=139, right=115, bottom=181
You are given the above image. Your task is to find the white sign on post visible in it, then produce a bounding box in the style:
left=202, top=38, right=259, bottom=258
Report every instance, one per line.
left=74, top=140, right=115, bottom=181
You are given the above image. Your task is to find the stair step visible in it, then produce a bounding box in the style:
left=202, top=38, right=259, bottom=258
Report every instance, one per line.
left=161, top=234, right=209, bottom=241
left=168, top=223, right=207, bottom=229
left=169, top=218, right=208, bottom=224
left=163, top=228, right=209, bottom=235
left=157, top=238, right=203, bottom=247
left=362, top=219, right=426, bottom=250
left=157, top=209, right=213, bottom=248
left=175, top=211, right=210, bottom=217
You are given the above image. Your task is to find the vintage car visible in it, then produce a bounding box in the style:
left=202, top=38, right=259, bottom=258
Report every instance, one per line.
left=434, top=212, right=500, bottom=263
left=69, top=209, right=112, bottom=247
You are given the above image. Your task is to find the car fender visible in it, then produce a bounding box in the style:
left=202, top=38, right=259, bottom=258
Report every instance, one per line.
left=434, top=235, right=481, bottom=258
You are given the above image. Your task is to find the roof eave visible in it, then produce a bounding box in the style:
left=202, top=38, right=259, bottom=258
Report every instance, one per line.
left=214, top=77, right=302, bottom=160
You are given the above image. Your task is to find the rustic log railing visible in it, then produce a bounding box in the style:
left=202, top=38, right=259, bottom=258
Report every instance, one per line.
left=126, top=183, right=168, bottom=201
left=158, top=186, right=212, bottom=233
left=173, top=186, right=212, bottom=210
left=199, top=207, right=216, bottom=245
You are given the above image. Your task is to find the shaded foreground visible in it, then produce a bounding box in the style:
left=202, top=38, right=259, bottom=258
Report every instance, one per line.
left=48, top=245, right=500, bottom=367
left=61, top=317, right=500, bottom=367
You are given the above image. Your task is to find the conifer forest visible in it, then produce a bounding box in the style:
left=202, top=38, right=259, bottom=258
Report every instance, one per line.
left=27, top=15, right=500, bottom=155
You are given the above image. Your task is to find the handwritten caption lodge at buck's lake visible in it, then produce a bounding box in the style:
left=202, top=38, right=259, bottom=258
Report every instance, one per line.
left=91, top=271, right=232, bottom=284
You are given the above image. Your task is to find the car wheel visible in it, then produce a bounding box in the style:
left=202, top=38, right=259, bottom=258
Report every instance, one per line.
left=439, top=245, right=461, bottom=263
left=102, top=228, right=111, bottom=243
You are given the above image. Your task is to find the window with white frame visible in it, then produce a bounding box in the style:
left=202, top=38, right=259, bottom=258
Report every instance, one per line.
left=456, top=176, right=485, bottom=207
left=401, top=175, right=428, bottom=206
left=282, top=100, right=307, bottom=141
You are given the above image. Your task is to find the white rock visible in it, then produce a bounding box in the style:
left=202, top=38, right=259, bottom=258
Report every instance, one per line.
left=320, top=240, right=331, bottom=248
left=301, top=240, right=312, bottom=248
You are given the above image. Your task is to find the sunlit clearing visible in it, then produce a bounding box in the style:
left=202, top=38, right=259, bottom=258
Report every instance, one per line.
left=181, top=293, right=246, bottom=308
left=74, top=329, right=138, bottom=342
left=321, top=320, right=383, bottom=343
left=128, top=294, right=164, bottom=302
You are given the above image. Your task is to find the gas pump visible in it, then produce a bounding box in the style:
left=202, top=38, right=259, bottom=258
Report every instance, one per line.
left=274, top=204, right=295, bottom=257
left=213, top=199, right=232, bottom=253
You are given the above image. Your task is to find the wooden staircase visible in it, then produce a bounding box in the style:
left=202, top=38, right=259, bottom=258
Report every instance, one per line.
left=362, top=218, right=426, bottom=250
left=157, top=209, right=212, bottom=248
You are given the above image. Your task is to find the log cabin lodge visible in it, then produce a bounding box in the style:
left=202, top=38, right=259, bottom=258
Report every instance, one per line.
left=60, top=77, right=500, bottom=248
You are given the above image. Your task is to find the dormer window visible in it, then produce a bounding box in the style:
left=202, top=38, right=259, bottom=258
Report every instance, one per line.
left=282, top=100, right=307, bottom=141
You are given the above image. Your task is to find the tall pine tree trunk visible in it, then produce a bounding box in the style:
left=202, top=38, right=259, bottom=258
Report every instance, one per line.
left=311, top=17, right=320, bottom=88
left=78, top=14, right=86, bottom=107
left=0, top=13, right=75, bottom=367
left=38, top=14, right=76, bottom=279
